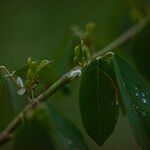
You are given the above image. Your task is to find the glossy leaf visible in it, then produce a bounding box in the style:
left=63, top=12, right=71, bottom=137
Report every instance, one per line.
left=13, top=106, right=88, bottom=150
left=79, top=58, right=119, bottom=146
left=112, top=54, right=150, bottom=149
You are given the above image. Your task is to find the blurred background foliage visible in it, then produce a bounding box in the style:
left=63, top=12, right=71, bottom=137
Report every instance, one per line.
left=0, top=0, right=149, bottom=149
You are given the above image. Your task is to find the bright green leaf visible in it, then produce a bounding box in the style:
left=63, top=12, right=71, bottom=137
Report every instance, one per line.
left=112, top=54, right=150, bottom=149
left=79, top=58, right=119, bottom=146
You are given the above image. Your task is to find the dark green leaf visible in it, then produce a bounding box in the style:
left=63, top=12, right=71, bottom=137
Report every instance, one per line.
left=79, top=59, right=119, bottom=146
left=13, top=105, right=88, bottom=150
left=13, top=107, right=55, bottom=150
left=112, top=54, right=150, bottom=149
left=0, top=67, right=27, bottom=132
left=47, top=106, right=89, bottom=150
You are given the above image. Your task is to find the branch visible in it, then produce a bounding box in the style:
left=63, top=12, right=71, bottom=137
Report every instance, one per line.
left=0, top=14, right=150, bottom=146
left=93, top=14, right=150, bottom=58
left=0, top=67, right=81, bottom=145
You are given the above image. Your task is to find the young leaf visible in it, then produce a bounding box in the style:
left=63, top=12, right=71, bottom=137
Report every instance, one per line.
left=79, top=58, right=119, bottom=146
left=112, top=54, right=150, bottom=149
left=14, top=60, right=55, bottom=86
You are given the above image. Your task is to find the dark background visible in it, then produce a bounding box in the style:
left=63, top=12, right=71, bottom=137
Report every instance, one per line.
left=0, top=0, right=149, bottom=149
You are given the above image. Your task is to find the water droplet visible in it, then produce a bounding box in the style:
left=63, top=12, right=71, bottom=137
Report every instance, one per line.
left=135, top=117, right=138, bottom=120
left=135, top=92, right=139, bottom=97
left=142, top=98, right=147, bottom=103
left=142, top=112, right=146, bottom=116
left=135, top=111, right=138, bottom=115
left=135, top=86, right=138, bottom=90
left=141, top=92, right=145, bottom=97
left=64, top=138, right=73, bottom=146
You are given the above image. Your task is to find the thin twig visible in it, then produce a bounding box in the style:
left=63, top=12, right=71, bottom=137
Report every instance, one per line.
left=0, top=67, right=81, bottom=145
left=93, top=15, right=150, bottom=58
left=0, top=14, right=150, bottom=146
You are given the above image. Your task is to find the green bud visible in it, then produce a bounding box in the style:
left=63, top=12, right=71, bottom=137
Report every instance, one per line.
left=35, top=59, right=49, bottom=73
left=30, top=61, right=38, bottom=72
left=25, top=58, right=52, bottom=93
left=25, top=80, right=31, bottom=89
left=82, top=45, right=88, bottom=57
left=26, top=69, right=34, bottom=81
left=27, top=57, right=32, bottom=66
left=40, top=59, right=50, bottom=68
left=74, top=45, right=81, bottom=57
left=31, top=61, right=37, bottom=66
left=82, top=56, right=86, bottom=63
left=74, top=56, right=78, bottom=65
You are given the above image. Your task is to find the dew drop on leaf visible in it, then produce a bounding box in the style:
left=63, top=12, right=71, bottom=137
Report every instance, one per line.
left=135, top=92, right=139, bottom=97
left=141, top=98, right=147, bottom=104
left=135, top=105, right=138, bottom=109
left=141, top=92, right=145, bottom=97
left=135, top=86, right=138, bottom=91
left=142, top=112, right=146, bottom=116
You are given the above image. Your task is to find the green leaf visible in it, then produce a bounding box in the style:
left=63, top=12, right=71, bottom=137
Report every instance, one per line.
left=13, top=107, right=55, bottom=150
left=14, top=63, right=57, bottom=95
left=0, top=68, right=27, bottom=132
left=112, top=54, right=150, bottom=149
left=13, top=105, right=88, bottom=150
left=47, top=106, right=89, bottom=150
left=79, top=58, right=119, bottom=146
left=14, top=62, right=57, bottom=86
left=14, top=63, right=71, bottom=96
